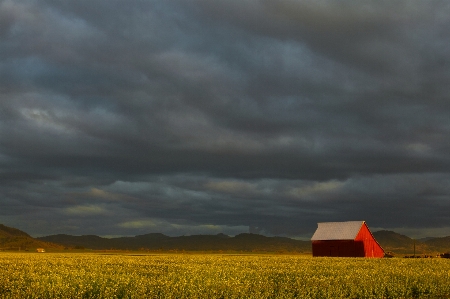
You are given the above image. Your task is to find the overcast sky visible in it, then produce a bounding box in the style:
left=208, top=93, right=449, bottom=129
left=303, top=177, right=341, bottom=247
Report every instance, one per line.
left=1, top=0, right=450, bottom=239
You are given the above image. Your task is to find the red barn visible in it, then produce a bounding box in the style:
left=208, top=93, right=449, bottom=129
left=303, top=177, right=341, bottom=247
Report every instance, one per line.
left=311, top=221, right=384, bottom=258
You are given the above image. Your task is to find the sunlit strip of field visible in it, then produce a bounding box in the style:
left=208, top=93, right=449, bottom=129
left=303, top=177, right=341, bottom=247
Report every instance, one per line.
left=0, top=253, right=449, bottom=298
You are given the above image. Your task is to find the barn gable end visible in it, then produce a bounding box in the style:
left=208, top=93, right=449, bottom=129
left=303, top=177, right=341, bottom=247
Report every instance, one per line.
left=311, top=221, right=384, bottom=258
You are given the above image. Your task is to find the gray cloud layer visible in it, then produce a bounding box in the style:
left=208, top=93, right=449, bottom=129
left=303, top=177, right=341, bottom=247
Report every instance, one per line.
left=1, top=0, right=449, bottom=238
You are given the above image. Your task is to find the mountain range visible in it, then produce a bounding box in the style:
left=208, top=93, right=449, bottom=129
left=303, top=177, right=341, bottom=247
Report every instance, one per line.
left=1, top=224, right=449, bottom=255
left=37, top=232, right=312, bottom=253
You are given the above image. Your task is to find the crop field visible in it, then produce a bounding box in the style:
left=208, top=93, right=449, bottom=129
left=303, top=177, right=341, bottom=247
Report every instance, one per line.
left=0, top=253, right=449, bottom=299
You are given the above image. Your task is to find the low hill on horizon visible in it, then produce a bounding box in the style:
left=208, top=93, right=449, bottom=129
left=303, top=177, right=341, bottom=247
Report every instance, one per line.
left=424, top=236, right=450, bottom=252
left=0, top=224, right=63, bottom=251
left=372, top=230, right=450, bottom=255
left=39, top=230, right=450, bottom=254
left=372, top=230, right=423, bottom=254
left=38, top=232, right=312, bottom=252
left=2, top=223, right=449, bottom=254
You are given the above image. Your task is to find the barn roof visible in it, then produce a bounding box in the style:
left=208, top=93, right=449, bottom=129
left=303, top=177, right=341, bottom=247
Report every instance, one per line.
left=311, top=221, right=364, bottom=241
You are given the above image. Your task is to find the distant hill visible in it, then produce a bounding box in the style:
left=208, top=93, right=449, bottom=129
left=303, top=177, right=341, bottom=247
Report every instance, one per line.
left=2, top=223, right=449, bottom=254
left=38, top=233, right=312, bottom=252
left=372, top=230, right=450, bottom=255
left=424, top=236, right=450, bottom=253
left=373, top=230, right=418, bottom=253
left=417, top=237, right=436, bottom=242
left=0, top=224, right=63, bottom=251
left=41, top=230, right=449, bottom=254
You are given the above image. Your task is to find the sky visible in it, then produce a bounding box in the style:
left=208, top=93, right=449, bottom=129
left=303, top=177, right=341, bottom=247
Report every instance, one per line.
left=1, top=0, right=450, bottom=239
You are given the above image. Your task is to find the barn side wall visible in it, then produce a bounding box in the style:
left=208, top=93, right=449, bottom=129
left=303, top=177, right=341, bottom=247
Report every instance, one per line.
left=355, top=223, right=385, bottom=258
left=312, top=240, right=365, bottom=257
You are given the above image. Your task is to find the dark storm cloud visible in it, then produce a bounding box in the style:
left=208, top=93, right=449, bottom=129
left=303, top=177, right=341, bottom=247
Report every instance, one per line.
left=1, top=0, right=450, bottom=238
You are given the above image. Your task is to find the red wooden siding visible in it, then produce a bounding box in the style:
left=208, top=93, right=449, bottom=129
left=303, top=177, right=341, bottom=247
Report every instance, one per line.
left=312, top=222, right=384, bottom=258
left=312, top=240, right=367, bottom=257
left=354, top=222, right=384, bottom=258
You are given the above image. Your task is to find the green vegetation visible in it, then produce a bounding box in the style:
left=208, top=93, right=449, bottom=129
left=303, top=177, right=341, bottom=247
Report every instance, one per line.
left=0, top=253, right=449, bottom=298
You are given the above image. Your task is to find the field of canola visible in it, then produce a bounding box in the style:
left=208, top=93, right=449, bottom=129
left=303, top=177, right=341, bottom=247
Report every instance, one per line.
left=0, top=253, right=449, bottom=299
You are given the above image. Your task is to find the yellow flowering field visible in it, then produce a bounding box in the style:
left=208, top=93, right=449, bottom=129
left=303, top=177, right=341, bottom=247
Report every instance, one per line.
left=0, top=253, right=449, bottom=298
